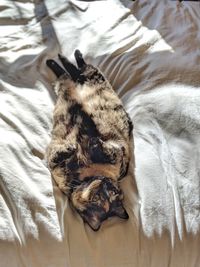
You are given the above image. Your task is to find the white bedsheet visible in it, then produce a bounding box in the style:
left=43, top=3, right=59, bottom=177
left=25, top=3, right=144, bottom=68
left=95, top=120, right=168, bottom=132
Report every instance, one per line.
left=1, top=0, right=200, bottom=266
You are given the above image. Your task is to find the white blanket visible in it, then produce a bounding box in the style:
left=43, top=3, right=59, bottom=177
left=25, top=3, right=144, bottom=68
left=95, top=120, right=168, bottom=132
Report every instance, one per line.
left=1, top=0, right=200, bottom=266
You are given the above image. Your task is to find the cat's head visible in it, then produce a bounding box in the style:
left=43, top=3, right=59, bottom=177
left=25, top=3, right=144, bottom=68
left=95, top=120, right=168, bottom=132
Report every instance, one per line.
left=70, top=176, right=128, bottom=231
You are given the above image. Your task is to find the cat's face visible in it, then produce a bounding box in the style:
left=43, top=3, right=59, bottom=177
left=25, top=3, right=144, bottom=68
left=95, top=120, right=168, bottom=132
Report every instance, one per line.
left=70, top=177, right=128, bottom=231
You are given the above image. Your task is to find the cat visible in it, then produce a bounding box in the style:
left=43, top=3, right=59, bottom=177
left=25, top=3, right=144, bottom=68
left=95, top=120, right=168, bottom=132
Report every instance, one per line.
left=46, top=50, right=133, bottom=231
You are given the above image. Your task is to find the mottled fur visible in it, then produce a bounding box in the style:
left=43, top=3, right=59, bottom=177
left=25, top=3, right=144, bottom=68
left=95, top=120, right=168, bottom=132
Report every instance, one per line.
left=46, top=50, right=133, bottom=230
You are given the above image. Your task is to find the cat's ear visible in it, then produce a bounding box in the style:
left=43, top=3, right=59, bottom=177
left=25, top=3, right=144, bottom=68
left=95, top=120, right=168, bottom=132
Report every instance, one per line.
left=84, top=214, right=101, bottom=231
left=113, top=205, right=129, bottom=220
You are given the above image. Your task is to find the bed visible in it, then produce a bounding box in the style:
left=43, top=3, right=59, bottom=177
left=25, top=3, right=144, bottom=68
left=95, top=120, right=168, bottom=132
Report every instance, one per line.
left=1, top=0, right=200, bottom=266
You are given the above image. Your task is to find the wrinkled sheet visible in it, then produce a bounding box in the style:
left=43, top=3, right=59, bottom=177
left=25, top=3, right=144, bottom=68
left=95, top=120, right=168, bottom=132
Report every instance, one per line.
left=1, top=0, right=200, bottom=266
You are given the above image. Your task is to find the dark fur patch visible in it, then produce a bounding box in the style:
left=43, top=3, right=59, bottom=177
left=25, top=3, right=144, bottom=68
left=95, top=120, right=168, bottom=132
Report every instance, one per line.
left=77, top=74, right=87, bottom=85
left=69, top=103, right=99, bottom=137
left=84, top=67, right=105, bottom=84
left=113, top=105, right=123, bottom=111
left=89, top=138, right=117, bottom=164
left=66, top=156, right=79, bottom=171
left=119, top=162, right=129, bottom=180
left=53, top=150, right=74, bottom=167
left=128, top=117, right=133, bottom=136
left=88, top=71, right=105, bottom=83
left=63, top=90, right=69, bottom=101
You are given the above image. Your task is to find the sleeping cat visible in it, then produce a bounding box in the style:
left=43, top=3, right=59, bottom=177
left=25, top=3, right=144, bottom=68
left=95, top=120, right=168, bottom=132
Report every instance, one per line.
left=46, top=50, right=133, bottom=231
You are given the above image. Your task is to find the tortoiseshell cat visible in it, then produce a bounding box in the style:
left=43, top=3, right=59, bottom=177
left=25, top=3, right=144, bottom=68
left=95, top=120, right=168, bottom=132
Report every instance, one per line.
left=46, top=50, right=133, bottom=231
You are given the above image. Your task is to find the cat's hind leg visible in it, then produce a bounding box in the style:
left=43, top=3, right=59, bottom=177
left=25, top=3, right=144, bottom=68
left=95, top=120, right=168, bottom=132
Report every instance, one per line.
left=58, top=51, right=87, bottom=83
left=58, top=53, right=81, bottom=81
left=46, top=53, right=81, bottom=82
left=46, top=59, right=66, bottom=78
left=74, top=49, right=87, bottom=69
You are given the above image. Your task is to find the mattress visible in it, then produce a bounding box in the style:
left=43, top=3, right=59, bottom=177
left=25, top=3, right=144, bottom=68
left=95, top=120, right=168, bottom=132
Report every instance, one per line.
left=1, top=0, right=200, bottom=266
